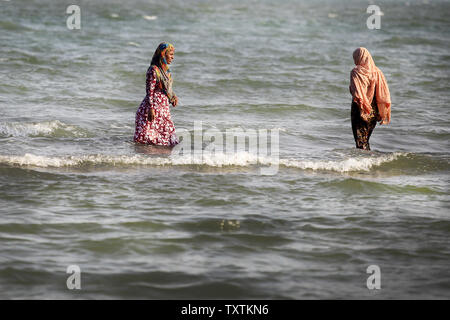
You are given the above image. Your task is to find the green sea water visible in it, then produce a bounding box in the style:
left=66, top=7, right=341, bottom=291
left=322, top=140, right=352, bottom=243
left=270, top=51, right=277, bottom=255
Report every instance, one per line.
left=0, top=0, right=449, bottom=299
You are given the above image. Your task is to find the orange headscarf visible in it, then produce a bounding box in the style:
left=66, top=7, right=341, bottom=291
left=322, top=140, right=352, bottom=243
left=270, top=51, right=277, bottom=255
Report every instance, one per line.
left=350, top=47, right=391, bottom=124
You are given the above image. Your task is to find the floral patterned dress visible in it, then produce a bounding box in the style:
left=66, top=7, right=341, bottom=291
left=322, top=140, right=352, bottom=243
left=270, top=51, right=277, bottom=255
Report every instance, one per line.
left=134, top=65, right=178, bottom=146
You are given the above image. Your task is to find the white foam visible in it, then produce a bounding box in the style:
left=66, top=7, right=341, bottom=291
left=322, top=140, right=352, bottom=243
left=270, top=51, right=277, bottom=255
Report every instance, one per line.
left=0, top=152, right=406, bottom=172
left=0, top=120, right=88, bottom=138
left=143, top=15, right=157, bottom=21
left=170, top=152, right=265, bottom=167
left=110, top=13, right=119, bottom=18
left=0, top=154, right=168, bottom=168
left=280, top=153, right=404, bottom=172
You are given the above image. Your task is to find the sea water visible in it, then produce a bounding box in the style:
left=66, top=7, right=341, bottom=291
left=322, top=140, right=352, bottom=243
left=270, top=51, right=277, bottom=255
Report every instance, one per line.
left=0, top=0, right=449, bottom=299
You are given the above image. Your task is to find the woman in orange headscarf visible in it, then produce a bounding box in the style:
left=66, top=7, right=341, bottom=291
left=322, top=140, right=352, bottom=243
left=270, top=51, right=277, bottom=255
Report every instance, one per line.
left=349, top=47, right=391, bottom=150
left=134, top=42, right=179, bottom=146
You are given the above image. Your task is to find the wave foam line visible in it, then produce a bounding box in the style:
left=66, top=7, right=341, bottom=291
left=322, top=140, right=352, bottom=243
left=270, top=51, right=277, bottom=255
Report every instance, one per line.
left=0, top=152, right=407, bottom=172
left=280, top=153, right=404, bottom=172
left=0, top=154, right=170, bottom=168
left=0, top=120, right=88, bottom=138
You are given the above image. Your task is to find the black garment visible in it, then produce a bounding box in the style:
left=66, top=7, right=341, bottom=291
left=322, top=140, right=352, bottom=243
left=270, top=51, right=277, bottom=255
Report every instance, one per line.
left=351, top=99, right=378, bottom=151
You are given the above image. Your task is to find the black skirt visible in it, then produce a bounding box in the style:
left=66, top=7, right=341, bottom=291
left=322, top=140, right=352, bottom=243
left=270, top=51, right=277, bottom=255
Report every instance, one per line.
left=351, top=101, right=378, bottom=151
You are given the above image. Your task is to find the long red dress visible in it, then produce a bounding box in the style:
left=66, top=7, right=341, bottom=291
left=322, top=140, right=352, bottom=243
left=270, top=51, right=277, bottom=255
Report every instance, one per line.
left=134, top=66, right=178, bottom=146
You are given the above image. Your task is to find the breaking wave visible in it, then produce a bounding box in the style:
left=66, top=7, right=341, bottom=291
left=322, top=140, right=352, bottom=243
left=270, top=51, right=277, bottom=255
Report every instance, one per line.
left=279, top=154, right=404, bottom=172
left=0, top=152, right=407, bottom=172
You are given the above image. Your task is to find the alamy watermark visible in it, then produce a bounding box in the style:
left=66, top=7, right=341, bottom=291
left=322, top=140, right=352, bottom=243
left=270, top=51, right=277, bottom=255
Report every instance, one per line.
left=172, top=121, right=280, bottom=175
left=66, top=265, right=81, bottom=290
left=66, top=5, right=81, bottom=30
left=366, top=5, right=382, bottom=30
left=366, top=265, right=381, bottom=290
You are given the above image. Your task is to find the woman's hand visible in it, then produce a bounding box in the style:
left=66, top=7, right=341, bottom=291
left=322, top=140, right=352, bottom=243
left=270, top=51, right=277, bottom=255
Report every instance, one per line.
left=148, top=108, right=156, bottom=122
left=172, top=96, right=178, bottom=107
left=360, top=111, right=370, bottom=123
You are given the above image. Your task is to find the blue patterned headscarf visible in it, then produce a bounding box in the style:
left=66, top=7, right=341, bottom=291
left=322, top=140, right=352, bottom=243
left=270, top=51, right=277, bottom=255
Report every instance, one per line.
left=150, top=42, right=176, bottom=103
left=151, top=42, right=174, bottom=73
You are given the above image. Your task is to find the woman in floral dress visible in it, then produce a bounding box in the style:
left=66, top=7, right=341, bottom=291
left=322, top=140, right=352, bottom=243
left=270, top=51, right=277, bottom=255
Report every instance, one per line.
left=134, top=42, right=179, bottom=146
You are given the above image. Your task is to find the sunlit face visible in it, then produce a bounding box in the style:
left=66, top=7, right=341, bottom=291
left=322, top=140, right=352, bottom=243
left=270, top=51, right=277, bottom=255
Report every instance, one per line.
left=165, top=48, right=174, bottom=64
